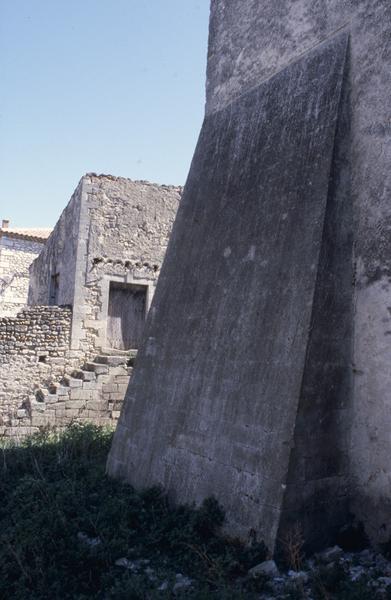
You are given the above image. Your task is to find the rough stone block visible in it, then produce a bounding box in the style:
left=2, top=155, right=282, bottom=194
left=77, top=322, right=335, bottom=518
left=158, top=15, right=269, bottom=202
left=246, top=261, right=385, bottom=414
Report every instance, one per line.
left=82, top=381, right=99, bottom=390
left=70, top=389, right=93, bottom=401
left=109, top=393, right=124, bottom=402
left=86, top=400, right=105, bottom=412
left=65, top=400, right=86, bottom=410
left=31, top=416, right=49, bottom=427
left=66, top=377, right=83, bottom=388
left=56, top=386, right=69, bottom=397
left=115, top=376, right=130, bottom=385
left=65, top=408, right=82, bottom=418
left=117, top=384, right=129, bottom=395
left=102, top=383, right=118, bottom=393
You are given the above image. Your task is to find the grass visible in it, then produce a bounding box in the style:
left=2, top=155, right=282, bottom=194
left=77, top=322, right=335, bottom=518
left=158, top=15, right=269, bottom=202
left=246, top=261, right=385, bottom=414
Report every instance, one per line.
left=2, top=424, right=390, bottom=600
left=0, top=424, right=268, bottom=599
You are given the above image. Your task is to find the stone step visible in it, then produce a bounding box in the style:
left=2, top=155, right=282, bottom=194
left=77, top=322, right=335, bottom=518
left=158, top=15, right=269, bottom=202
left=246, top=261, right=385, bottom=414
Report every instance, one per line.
left=48, top=382, right=69, bottom=396
left=61, top=375, right=83, bottom=388
left=45, top=385, right=70, bottom=404
left=84, top=362, right=109, bottom=375
left=101, top=347, right=133, bottom=357
left=46, top=392, right=61, bottom=404
left=98, top=348, right=138, bottom=366
left=71, top=369, right=96, bottom=382
left=94, top=355, right=128, bottom=367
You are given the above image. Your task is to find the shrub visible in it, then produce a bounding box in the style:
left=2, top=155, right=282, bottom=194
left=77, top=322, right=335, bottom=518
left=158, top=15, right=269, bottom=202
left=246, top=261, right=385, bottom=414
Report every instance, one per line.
left=0, top=424, right=267, bottom=599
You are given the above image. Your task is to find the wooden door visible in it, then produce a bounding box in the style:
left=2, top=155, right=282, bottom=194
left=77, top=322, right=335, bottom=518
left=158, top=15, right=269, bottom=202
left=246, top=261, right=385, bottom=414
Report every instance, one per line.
left=107, top=282, right=147, bottom=350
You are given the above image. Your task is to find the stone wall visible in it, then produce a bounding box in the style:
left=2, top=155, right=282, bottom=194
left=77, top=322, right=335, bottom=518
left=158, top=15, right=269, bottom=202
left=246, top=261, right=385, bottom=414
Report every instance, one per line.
left=0, top=305, right=81, bottom=437
left=0, top=235, right=46, bottom=317
left=205, top=0, right=391, bottom=545
left=2, top=174, right=181, bottom=438
left=19, top=356, right=133, bottom=439
left=73, top=174, right=181, bottom=354
left=28, top=182, right=82, bottom=307
left=0, top=303, right=135, bottom=439
left=29, top=174, right=181, bottom=357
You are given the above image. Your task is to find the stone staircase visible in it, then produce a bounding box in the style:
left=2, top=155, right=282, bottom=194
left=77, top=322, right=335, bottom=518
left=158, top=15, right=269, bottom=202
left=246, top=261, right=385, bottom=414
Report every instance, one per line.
left=28, top=350, right=137, bottom=430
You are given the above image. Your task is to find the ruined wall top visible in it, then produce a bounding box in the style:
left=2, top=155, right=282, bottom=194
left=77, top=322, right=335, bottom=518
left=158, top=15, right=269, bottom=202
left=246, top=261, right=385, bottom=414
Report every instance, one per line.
left=85, top=172, right=182, bottom=192
left=83, top=173, right=182, bottom=267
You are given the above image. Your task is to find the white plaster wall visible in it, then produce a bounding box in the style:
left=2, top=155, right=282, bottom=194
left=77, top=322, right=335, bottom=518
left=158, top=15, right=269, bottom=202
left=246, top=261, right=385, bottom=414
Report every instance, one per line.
left=0, top=236, right=45, bottom=317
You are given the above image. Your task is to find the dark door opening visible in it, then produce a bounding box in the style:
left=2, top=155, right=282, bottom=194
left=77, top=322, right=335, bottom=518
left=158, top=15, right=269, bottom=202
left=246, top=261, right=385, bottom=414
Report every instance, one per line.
left=49, top=273, right=60, bottom=305
left=107, top=282, right=147, bottom=350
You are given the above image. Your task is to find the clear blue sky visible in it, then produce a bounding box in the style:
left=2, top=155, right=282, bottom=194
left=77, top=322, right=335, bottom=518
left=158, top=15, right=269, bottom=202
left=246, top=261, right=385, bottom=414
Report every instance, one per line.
left=0, top=0, right=210, bottom=227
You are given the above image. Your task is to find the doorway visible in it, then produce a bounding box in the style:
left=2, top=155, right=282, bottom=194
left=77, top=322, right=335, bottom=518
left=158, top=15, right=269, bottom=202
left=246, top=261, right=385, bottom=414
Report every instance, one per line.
left=107, top=282, right=147, bottom=350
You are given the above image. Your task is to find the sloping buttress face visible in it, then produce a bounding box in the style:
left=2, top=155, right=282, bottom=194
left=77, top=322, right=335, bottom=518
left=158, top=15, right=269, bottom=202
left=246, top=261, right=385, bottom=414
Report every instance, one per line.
left=107, top=32, right=348, bottom=552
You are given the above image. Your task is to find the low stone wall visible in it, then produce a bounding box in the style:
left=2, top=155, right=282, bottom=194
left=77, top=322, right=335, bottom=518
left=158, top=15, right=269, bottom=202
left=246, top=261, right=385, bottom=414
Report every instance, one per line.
left=0, top=305, right=82, bottom=436
left=0, top=305, right=133, bottom=438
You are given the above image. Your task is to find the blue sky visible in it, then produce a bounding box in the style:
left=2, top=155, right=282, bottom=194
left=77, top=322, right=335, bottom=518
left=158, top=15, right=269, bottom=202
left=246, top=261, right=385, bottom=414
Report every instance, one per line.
left=0, top=0, right=210, bottom=227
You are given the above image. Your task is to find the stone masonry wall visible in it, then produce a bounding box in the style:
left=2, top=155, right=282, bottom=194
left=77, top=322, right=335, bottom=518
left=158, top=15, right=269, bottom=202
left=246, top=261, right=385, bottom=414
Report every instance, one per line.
left=29, top=182, right=82, bottom=307
left=9, top=174, right=181, bottom=439
left=0, top=303, right=134, bottom=439
left=0, top=305, right=82, bottom=437
left=0, top=235, right=45, bottom=317
left=19, top=356, right=134, bottom=440
left=28, top=174, right=181, bottom=357
left=71, top=174, right=181, bottom=355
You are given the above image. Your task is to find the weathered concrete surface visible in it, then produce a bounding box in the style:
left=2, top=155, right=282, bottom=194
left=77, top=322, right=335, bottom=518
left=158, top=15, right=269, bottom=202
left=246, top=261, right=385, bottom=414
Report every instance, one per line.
left=206, top=0, right=391, bottom=546
left=277, top=54, right=352, bottom=550
left=206, top=1, right=352, bottom=116
left=107, top=34, right=347, bottom=551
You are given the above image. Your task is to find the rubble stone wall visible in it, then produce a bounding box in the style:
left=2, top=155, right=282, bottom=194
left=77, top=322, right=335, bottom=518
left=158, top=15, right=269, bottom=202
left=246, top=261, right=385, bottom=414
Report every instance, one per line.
left=0, top=303, right=134, bottom=439
left=0, top=235, right=45, bottom=317
left=0, top=305, right=82, bottom=437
